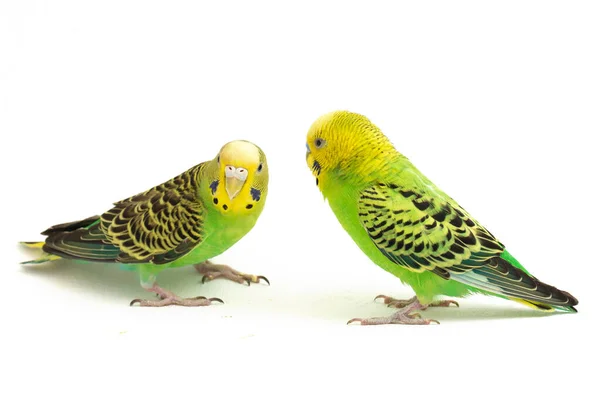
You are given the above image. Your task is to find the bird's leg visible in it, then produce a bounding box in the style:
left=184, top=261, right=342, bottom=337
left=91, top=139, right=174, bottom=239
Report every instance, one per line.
left=130, top=283, right=224, bottom=307
left=348, top=299, right=439, bottom=325
left=195, top=260, right=269, bottom=286
left=375, top=294, right=459, bottom=308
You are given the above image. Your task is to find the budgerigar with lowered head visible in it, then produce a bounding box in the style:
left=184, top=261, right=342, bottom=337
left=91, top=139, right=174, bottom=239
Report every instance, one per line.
left=22, top=140, right=269, bottom=307
left=305, top=111, right=578, bottom=325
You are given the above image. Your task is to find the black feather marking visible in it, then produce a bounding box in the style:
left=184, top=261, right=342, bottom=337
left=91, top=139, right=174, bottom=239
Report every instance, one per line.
left=374, top=220, right=387, bottom=229
left=432, top=209, right=448, bottom=222
left=459, top=231, right=477, bottom=246
left=479, top=237, right=503, bottom=251
left=152, top=201, right=167, bottom=214
left=413, top=200, right=430, bottom=211
left=425, top=221, right=438, bottom=230
left=432, top=267, right=451, bottom=279
left=312, top=160, right=322, bottom=175
left=450, top=243, right=464, bottom=254
left=370, top=230, right=384, bottom=240
left=360, top=194, right=387, bottom=201
left=41, top=216, right=100, bottom=235
left=381, top=224, right=395, bottom=234
left=449, top=215, right=462, bottom=227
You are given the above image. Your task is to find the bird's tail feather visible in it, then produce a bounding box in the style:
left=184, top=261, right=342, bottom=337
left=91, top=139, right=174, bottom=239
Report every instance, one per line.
left=20, top=215, right=109, bottom=264
left=19, top=242, right=61, bottom=264
left=20, top=241, right=44, bottom=249
left=451, top=254, right=578, bottom=312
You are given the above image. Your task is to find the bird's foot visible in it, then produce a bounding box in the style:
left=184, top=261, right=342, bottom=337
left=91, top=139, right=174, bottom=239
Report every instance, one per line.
left=130, top=284, right=223, bottom=307
left=195, top=260, right=269, bottom=286
left=430, top=299, right=460, bottom=308
left=348, top=300, right=440, bottom=326
left=375, top=294, right=459, bottom=308
left=375, top=294, right=418, bottom=308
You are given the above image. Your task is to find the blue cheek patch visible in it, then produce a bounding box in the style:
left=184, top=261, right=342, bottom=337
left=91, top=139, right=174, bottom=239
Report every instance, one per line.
left=210, top=180, right=219, bottom=194
left=250, top=188, right=261, bottom=201
left=306, top=143, right=311, bottom=153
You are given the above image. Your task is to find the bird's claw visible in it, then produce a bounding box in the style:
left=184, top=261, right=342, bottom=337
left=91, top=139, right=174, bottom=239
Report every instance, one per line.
left=199, top=269, right=269, bottom=287
left=374, top=294, right=418, bottom=309
left=189, top=295, right=224, bottom=304
left=130, top=299, right=142, bottom=307
left=374, top=294, right=389, bottom=303
left=347, top=318, right=364, bottom=325
left=256, top=275, right=270, bottom=285
left=430, top=299, right=460, bottom=308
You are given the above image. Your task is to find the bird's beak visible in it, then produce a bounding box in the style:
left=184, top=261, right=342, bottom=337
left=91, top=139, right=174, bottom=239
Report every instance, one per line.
left=226, top=176, right=246, bottom=200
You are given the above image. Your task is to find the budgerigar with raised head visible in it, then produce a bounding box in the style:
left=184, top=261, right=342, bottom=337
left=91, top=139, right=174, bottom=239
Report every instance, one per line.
left=305, top=111, right=578, bottom=325
left=22, top=140, right=269, bottom=307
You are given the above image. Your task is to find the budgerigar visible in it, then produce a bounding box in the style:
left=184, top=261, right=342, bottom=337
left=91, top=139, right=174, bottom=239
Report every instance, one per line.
left=305, top=111, right=578, bottom=325
left=22, top=140, right=269, bottom=307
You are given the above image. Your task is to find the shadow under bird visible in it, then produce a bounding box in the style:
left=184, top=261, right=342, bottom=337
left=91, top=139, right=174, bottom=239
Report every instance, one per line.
left=21, top=140, right=269, bottom=306
left=305, top=111, right=578, bottom=325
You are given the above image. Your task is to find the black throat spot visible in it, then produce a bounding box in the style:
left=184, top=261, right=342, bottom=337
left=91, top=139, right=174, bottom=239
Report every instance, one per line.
left=312, top=160, right=322, bottom=176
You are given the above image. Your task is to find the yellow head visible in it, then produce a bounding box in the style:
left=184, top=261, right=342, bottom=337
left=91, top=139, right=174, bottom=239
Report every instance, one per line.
left=208, top=140, right=268, bottom=214
left=305, top=111, right=396, bottom=188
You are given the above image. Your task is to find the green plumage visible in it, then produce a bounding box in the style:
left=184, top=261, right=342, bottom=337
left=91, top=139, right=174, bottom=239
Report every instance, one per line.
left=306, top=111, right=578, bottom=313
left=23, top=140, right=269, bottom=300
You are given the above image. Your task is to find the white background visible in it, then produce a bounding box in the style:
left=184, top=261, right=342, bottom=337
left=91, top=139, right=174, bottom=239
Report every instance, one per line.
left=1, top=1, right=598, bottom=399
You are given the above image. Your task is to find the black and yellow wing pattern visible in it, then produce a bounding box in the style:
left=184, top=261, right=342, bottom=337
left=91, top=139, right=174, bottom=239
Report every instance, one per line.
left=358, top=181, right=577, bottom=310
left=39, top=163, right=206, bottom=265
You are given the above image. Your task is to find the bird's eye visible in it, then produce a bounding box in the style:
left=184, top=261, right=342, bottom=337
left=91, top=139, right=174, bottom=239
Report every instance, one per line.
left=217, top=156, right=220, bottom=163
left=258, top=163, right=263, bottom=172
left=315, top=138, right=325, bottom=148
